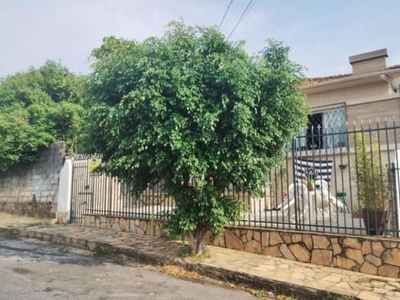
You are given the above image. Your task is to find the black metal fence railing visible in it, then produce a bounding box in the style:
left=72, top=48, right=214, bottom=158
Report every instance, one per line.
left=72, top=120, right=400, bottom=238
left=71, top=165, right=174, bottom=222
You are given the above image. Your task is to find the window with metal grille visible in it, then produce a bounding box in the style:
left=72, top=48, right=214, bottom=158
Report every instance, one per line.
left=293, top=103, right=347, bottom=150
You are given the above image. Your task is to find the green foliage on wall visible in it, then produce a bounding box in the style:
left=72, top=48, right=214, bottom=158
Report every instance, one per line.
left=0, top=61, right=85, bottom=171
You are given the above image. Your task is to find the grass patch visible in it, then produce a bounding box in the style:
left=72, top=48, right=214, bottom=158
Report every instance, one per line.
left=355, top=277, right=371, bottom=284
left=252, top=289, right=266, bottom=298
left=393, top=286, right=400, bottom=292
left=93, top=245, right=111, bottom=256
left=189, top=248, right=211, bottom=261
left=178, top=246, right=211, bottom=260
left=1, top=228, right=18, bottom=237
left=178, top=246, right=192, bottom=257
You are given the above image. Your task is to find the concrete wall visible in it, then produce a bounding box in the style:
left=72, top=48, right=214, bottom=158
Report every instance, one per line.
left=81, top=214, right=400, bottom=279
left=0, top=142, right=64, bottom=218
left=306, top=81, right=390, bottom=108
left=305, top=72, right=400, bottom=126
left=346, top=98, right=400, bottom=125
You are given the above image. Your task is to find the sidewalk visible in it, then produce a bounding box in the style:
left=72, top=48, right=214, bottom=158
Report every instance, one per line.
left=0, top=212, right=46, bottom=228
left=1, top=213, right=400, bottom=300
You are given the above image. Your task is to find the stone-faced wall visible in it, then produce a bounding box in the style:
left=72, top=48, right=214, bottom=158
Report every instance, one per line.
left=83, top=214, right=167, bottom=237
left=0, top=143, right=64, bottom=218
left=212, top=227, right=400, bottom=279
left=81, top=214, right=400, bottom=279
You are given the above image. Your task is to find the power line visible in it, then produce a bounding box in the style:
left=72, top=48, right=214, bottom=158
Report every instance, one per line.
left=228, top=0, right=255, bottom=39
left=218, top=0, right=234, bottom=30
left=227, top=0, right=256, bottom=40
left=242, top=0, right=257, bottom=21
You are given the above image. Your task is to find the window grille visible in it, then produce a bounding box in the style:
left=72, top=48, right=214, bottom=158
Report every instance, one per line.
left=293, top=103, right=347, bottom=150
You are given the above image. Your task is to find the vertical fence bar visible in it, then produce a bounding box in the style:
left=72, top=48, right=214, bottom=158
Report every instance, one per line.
left=283, top=149, right=290, bottom=229
left=292, top=140, right=299, bottom=230
left=376, top=120, right=383, bottom=235
left=368, top=120, right=378, bottom=235
left=328, top=127, right=336, bottom=232
left=393, top=118, right=400, bottom=236
left=151, top=183, right=155, bottom=248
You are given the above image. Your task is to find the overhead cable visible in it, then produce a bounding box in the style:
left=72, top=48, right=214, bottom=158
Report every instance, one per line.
left=218, top=0, right=234, bottom=30
left=227, top=0, right=256, bottom=40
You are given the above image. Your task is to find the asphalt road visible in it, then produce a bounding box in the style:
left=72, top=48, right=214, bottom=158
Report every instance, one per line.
left=0, top=235, right=255, bottom=300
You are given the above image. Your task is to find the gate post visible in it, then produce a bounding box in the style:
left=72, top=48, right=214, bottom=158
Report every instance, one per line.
left=56, top=158, right=73, bottom=223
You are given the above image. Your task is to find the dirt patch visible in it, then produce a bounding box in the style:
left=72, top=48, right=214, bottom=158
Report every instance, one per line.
left=12, top=267, right=32, bottom=275
left=159, top=265, right=296, bottom=299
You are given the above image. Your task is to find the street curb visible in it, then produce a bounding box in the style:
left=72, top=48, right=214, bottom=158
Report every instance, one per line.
left=0, top=226, right=356, bottom=300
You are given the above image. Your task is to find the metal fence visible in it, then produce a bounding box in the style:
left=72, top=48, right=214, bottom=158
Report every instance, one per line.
left=71, top=120, right=400, bottom=238
left=71, top=156, right=175, bottom=223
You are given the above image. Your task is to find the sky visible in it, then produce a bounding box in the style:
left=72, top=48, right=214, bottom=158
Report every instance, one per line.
left=1, top=0, right=400, bottom=78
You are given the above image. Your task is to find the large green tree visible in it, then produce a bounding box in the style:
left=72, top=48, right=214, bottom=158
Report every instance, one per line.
left=0, top=61, right=85, bottom=171
left=83, top=22, right=308, bottom=254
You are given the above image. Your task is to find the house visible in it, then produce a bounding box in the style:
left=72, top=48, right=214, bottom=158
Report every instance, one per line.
left=268, top=49, right=400, bottom=218
left=298, top=48, right=400, bottom=151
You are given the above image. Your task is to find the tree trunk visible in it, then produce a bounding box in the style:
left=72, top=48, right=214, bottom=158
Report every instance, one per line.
left=185, top=229, right=208, bottom=255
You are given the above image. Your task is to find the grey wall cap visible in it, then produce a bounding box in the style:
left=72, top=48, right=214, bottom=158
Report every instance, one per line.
left=349, top=48, right=388, bottom=64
